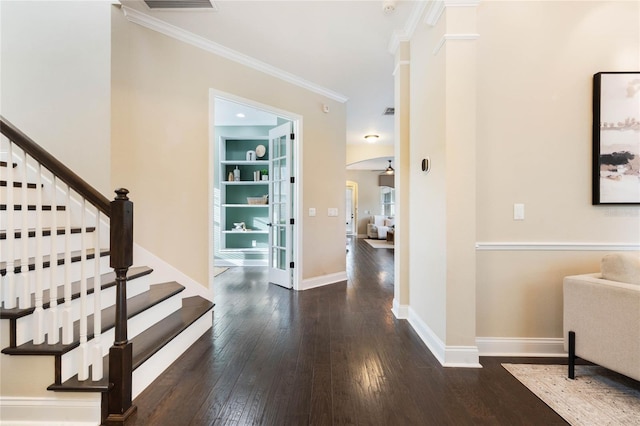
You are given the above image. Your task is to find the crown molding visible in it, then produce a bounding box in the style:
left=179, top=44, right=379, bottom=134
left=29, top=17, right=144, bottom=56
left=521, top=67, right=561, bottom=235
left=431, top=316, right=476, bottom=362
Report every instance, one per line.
left=475, top=242, right=640, bottom=251
left=121, top=6, right=348, bottom=103
left=388, top=0, right=428, bottom=54
left=432, top=33, right=479, bottom=55
left=425, top=0, right=481, bottom=27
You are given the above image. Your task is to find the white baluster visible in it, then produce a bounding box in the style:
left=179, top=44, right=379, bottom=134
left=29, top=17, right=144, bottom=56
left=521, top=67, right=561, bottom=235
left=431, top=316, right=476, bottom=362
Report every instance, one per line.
left=32, top=163, right=44, bottom=344
left=47, top=175, right=59, bottom=344
left=92, top=208, right=103, bottom=381
left=78, top=198, right=89, bottom=381
left=5, top=141, right=16, bottom=309
left=61, top=185, right=73, bottom=345
left=19, top=149, right=30, bottom=309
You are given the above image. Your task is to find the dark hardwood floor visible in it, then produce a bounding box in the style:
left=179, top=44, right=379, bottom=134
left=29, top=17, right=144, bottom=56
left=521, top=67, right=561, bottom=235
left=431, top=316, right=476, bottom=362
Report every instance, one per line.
left=126, top=237, right=568, bottom=425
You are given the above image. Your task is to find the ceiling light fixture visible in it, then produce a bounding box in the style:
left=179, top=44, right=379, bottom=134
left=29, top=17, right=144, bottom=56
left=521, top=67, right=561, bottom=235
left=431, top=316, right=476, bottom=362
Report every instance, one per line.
left=364, top=134, right=379, bottom=142
left=385, top=160, right=395, bottom=175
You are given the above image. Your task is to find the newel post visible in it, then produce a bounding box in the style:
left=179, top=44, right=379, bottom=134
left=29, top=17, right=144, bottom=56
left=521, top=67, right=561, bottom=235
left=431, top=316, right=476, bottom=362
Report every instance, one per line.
left=106, top=188, right=137, bottom=423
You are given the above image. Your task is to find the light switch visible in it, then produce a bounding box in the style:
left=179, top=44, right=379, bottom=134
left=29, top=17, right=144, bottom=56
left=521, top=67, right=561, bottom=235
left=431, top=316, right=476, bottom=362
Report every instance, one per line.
left=328, top=208, right=338, bottom=217
left=514, top=203, right=525, bottom=220
left=309, top=208, right=316, bottom=217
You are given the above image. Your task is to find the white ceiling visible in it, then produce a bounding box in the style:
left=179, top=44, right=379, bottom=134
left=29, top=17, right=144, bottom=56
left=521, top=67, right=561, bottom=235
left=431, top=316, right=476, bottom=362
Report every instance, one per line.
left=119, top=0, right=419, bottom=149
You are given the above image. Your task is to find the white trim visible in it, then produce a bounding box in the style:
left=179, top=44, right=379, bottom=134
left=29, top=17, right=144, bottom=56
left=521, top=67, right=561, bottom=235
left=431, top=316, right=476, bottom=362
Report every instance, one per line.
left=0, top=396, right=101, bottom=426
left=391, top=298, right=409, bottom=319
left=425, top=0, right=481, bottom=27
left=433, top=33, right=480, bottom=56
left=214, top=259, right=268, bottom=267
left=121, top=6, right=347, bottom=103
left=133, top=243, right=213, bottom=300
left=388, top=1, right=429, bottom=54
left=392, top=60, right=411, bottom=77
left=299, top=271, right=347, bottom=291
left=476, top=337, right=566, bottom=357
left=475, top=242, right=640, bottom=251
left=407, top=307, right=482, bottom=368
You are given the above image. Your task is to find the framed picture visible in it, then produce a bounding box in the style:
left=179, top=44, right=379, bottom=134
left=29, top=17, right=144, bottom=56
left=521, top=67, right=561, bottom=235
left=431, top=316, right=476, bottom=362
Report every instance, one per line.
left=592, top=72, right=640, bottom=205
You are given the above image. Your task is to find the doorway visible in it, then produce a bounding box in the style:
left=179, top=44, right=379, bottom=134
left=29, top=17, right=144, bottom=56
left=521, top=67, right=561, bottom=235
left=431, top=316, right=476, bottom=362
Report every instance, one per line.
left=209, top=91, right=302, bottom=290
left=346, top=181, right=357, bottom=236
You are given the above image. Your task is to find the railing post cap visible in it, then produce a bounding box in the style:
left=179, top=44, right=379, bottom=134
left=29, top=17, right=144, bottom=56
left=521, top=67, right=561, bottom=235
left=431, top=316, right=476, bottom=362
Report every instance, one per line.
left=114, top=188, right=130, bottom=201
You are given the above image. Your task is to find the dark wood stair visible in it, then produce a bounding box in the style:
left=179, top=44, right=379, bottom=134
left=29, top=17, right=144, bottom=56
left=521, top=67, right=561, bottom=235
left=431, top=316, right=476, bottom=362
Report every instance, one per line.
left=0, top=160, right=17, bottom=168
left=0, top=204, right=66, bottom=211
left=47, top=295, right=214, bottom=393
left=0, top=180, right=39, bottom=188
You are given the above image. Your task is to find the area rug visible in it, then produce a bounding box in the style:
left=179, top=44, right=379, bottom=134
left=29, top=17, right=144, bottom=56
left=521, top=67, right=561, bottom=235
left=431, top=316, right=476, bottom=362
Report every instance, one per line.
left=364, top=239, right=394, bottom=249
left=214, top=267, right=229, bottom=277
left=503, top=364, right=640, bottom=426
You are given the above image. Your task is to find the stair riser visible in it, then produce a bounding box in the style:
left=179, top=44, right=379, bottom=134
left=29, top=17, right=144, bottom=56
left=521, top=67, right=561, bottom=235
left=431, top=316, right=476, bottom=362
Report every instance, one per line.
left=2, top=256, right=111, bottom=304
left=59, top=294, right=183, bottom=383
left=1, top=232, right=96, bottom=260
left=11, top=274, right=152, bottom=347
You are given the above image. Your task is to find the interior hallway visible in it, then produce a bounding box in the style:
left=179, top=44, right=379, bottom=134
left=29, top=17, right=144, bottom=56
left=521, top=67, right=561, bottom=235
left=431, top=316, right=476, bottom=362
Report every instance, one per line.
left=126, top=238, right=567, bottom=425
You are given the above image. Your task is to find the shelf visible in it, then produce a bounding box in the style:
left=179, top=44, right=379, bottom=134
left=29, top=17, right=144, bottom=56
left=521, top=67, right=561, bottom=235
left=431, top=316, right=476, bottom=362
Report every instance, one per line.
left=223, top=230, right=268, bottom=234
left=222, top=181, right=269, bottom=185
left=222, top=204, right=268, bottom=208
left=221, top=160, right=268, bottom=165
left=220, top=248, right=268, bottom=253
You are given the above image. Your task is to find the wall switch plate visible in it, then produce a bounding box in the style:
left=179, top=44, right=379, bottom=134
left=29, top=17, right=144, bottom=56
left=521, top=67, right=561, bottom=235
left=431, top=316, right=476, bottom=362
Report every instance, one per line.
left=328, top=208, right=338, bottom=217
left=514, top=203, right=525, bottom=220
left=309, top=208, right=316, bottom=217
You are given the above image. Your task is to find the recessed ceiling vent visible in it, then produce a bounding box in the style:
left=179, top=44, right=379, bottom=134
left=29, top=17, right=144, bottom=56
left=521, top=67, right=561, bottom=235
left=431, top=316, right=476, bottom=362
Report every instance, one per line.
left=144, top=0, right=217, bottom=10
left=383, top=107, right=395, bottom=116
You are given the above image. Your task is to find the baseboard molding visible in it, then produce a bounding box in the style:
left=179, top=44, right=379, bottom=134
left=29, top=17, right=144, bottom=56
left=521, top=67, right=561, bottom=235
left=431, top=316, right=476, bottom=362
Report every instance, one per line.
left=476, top=337, right=566, bottom=357
left=214, top=259, right=268, bottom=267
left=407, top=307, right=482, bottom=368
left=299, top=271, right=348, bottom=291
left=0, top=395, right=101, bottom=425
left=391, top=298, right=408, bottom=319
left=134, top=244, right=212, bottom=301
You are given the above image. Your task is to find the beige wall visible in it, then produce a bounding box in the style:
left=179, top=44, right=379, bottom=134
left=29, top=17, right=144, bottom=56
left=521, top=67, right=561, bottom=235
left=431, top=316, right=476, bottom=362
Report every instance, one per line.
left=346, top=170, right=381, bottom=236
left=1, top=1, right=112, bottom=196
left=407, top=0, right=640, bottom=356
left=475, top=0, right=640, bottom=339
left=111, top=10, right=346, bottom=286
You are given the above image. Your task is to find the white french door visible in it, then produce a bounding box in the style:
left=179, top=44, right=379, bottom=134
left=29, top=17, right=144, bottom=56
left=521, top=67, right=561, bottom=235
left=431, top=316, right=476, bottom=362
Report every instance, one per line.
left=268, top=122, right=293, bottom=288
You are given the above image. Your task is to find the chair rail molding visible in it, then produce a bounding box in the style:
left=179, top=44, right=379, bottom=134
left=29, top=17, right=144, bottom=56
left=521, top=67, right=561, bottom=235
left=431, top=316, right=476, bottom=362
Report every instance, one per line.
left=475, top=242, right=640, bottom=251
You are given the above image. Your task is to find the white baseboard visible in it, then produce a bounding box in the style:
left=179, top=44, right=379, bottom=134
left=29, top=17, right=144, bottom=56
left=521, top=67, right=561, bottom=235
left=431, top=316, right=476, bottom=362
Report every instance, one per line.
left=214, top=259, right=267, bottom=267
left=391, top=298, right=408, bottom=319
left=407, top=307, right=481, bottom=368
left=476, top=337, right=566, bottom=357
left=299, top=271, right=347, bottom=291
left=0, top=395, right=101, bottom=426
left=134, top=244, right=212, bottom=301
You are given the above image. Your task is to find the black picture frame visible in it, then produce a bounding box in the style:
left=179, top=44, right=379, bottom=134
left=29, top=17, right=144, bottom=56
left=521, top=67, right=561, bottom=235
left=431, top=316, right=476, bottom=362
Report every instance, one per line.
left=592, top=72, right=640, bottom=205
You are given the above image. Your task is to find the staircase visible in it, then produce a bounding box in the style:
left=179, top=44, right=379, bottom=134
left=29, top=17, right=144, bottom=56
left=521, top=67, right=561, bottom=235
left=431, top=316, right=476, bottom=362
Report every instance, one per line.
left=0, top=117, right=214, bottom=425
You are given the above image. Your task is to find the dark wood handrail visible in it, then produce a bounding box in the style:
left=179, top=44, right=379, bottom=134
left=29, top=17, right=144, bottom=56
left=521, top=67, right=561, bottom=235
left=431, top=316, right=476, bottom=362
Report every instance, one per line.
left=0, top=115, right=111, bottom=215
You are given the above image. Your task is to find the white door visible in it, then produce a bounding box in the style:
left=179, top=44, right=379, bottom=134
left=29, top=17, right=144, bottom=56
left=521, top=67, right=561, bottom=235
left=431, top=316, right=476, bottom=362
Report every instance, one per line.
left=268, top=122, right=293, bottom=288
left=346, top=186, right=355, bottom=235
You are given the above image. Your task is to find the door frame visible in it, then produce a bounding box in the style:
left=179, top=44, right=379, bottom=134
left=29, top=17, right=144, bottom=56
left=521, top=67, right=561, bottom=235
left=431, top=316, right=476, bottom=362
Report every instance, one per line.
left=208, top=89, right=303, bottom=291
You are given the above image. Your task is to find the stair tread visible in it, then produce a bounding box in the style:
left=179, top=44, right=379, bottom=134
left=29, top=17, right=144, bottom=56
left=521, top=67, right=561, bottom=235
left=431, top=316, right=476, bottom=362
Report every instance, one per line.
left=0, top=204, right=66, bottom=211
left=0, top=265, right=153, bottom=320
left=0, top=248, right=109, bottom=276
left=48, top=295, right=214, bottom=393
left=0, top=180, right=39, bottom=189
left=2, top=281, right=185, bottom=356
left=0, top=161, right=17, bottom=168
left=0, top=226, right=95, bottom=240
